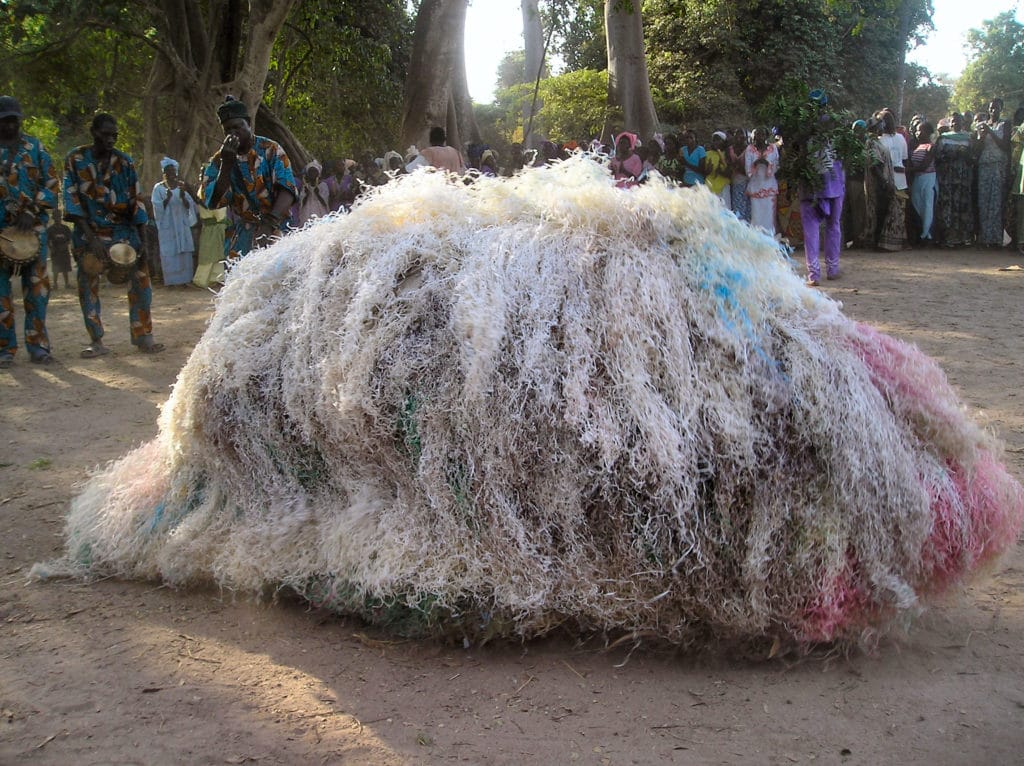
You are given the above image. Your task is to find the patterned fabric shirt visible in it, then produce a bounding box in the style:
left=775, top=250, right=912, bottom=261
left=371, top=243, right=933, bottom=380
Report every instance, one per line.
left=0, top=134, right=58, bottom=232
left=62, top=145, right=148, bottom=250
left=199, top=136, right=297, bottom=226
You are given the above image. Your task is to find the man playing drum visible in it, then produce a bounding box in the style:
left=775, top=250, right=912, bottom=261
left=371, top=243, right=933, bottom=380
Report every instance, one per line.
left=63, top=112, right=164, bottom=357
left=199, top=96, right=296, bottom=263
left=0, top=95, right=58, bottom=368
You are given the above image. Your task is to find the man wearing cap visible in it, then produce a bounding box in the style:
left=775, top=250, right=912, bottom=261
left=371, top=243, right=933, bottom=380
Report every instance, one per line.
left=199, top=96, right=296, bottom=262
left=0, top=95, right=59, bottom=367
left=64, top=112, right=163, bottom=357
left=152, top=156, right=198, bottom=286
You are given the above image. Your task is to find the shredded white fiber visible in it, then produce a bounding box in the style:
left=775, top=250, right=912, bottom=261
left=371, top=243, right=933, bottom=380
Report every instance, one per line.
left=34, top=156, right=1024, bottom=648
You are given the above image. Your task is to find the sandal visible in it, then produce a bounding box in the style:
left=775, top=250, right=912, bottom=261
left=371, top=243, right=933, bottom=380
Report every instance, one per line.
left=138, top=342, right=165, bottom=355
left=80, top=344, right=109, bottom=358
left=30, top=352, right=53, bottom=365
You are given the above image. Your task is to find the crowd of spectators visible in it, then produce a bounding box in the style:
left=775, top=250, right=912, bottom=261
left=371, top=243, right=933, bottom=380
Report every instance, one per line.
left=307, top=100, right=1024, bottom=257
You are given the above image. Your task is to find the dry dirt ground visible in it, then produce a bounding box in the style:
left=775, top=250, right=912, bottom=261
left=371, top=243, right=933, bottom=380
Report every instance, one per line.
left=1, top=247, right=1023, bottom=766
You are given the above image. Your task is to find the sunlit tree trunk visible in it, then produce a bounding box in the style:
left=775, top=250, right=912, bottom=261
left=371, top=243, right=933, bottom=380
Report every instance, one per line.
left=522, top=0, right=544, bottom=148
left=604, top=0, right=658, bottom=142
left=894, top=0, right=912, bottom=124
left=400, top=0, right=479, bottom=152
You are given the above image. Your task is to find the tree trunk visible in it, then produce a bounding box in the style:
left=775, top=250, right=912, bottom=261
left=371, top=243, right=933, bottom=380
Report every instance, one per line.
left=256, top=102, right=311, bottom=169
left=522, top=0, right=544, bottom=149
left=450, top=15, right=481, bottom=150
left=894, top=0, right=912, bottom=124
left=604, top=0, right=658, bottom=142
left=400, top=0, right=478, bottom=153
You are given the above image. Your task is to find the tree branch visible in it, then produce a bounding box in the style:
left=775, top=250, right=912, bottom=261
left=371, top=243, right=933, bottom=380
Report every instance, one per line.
left=276, top=21, right=315, bottom=106
left=79, top=19, right=197, bottom=87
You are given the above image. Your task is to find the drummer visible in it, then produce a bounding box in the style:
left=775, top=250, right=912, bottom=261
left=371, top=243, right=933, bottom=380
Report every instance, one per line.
left=63, top=112, right=164, bottom=357
left=199, top=96, right=296, bottom=262
left=0, top=95, right=58, bottom=367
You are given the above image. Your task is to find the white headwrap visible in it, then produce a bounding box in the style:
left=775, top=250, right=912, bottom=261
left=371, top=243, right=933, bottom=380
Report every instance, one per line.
left=305, top=160, right=323, bottom=175
left=712, top=131, right=728, bottom=141
left=160, top=156, right=179, bottom=170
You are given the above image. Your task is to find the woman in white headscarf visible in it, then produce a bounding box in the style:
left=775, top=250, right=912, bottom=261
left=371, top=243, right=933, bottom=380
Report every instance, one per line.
left=151, top=156, right=198, bottom=286
left=295, top=160, right=331, bottom=226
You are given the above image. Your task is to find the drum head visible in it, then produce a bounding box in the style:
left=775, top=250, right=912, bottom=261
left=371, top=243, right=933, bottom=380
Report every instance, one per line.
left=108, top=242, right=138, bottom=267
left=0, top=230, right=40, bottom=264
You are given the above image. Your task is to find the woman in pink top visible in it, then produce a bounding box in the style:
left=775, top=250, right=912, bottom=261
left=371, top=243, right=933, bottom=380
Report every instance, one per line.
left=610, top=132, right=643, bottom=188
left=745, top=126, right=779, bottom=234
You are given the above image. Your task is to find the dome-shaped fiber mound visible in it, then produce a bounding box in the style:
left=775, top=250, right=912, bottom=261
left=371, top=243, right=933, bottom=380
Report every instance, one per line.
left=37, top=157, right=1024, bottom=647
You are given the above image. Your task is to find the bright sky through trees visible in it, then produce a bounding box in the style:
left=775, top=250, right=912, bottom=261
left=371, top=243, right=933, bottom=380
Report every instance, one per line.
left=464, top=0, right=1024, bottom=103
left=908, top=0, right=1023, bottom=78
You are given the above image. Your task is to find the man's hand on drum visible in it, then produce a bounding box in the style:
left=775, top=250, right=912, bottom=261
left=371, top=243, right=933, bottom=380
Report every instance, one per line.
left=16, top=211, right=35, bottom=231
left=86, top=230, right=107, bottom=259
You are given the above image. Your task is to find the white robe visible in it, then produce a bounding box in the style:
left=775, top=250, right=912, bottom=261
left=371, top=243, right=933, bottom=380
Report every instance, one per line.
left=152, top=181, right=198, bottom=285
left=296, top=180, right=331, bottom=226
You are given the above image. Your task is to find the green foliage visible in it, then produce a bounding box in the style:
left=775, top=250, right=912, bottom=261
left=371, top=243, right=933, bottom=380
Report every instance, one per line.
left=643, top=0, right=935, bottom=131
left=536, top=69, right=612, bottom=141
left=757, top=79, right=865, bottom=190
left=495, top=49, right=529, bottom=92
left=902, top=66, right=952, bottom=121
left=0, top=2, right=150, bottom=158
left=480, top=69, right=613, bottom=150
left=22, top=116, right=58, bottom=150
left=266, top=0, right=413, bottom=160
left=952, top=12, right=1024, bottom=112
left=1, top=1, right=413, bottom=166
left=545, top=0, right=607, bottom=72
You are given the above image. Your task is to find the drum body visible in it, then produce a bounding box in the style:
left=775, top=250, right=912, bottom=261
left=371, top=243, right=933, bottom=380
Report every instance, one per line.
left=106, top=242, right=138, bottom=285
left=0, top=229, right=40, bottom=274
left=78, top=241, right=139, bottom=283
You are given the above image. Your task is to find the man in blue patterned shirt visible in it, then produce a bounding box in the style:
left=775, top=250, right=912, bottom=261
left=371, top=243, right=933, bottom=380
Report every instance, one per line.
left=64, top=112, right=164, bottom=357
left=200, top=96, right=297, bottom=263
left=0, top=95, right=58, bottom=367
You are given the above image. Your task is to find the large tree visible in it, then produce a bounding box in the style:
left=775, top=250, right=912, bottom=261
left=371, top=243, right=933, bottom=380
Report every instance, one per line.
left=400, top=0, right=480, bottom=153
left=1, top=0, right=300, bottom=189
left=548, top=0, right=607, bottom=72
left=522, top=0, right=546, bottom=148
left=1, top=1, right=415, bottom=188
left=953, top=12, right=1024, bottom=112
left=604, top=0, right=659, bottom=140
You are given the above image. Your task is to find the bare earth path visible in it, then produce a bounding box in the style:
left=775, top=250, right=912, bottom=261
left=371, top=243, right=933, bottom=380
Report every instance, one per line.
left=2, top=247, right=1022, bottom=765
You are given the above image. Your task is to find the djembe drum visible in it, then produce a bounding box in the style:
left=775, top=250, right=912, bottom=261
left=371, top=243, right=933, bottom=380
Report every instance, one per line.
left=0, top=229, right=40, bottom=275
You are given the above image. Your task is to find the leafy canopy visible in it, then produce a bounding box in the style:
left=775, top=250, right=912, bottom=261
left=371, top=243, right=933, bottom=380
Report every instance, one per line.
left=952, top=12, right=1024, bottom=112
